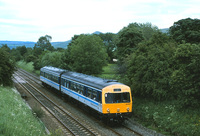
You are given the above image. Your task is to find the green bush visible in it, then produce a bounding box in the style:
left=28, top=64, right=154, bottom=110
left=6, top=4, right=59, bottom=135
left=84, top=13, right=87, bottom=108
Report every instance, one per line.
left=170, top=43, right=200, bottom=107
left=123, top=34, right=200, bottom=108
left=133, top=98, right=200, bottom=136
left=0, top=48, right=16, bottom=86
left=126, top=33, right=176, bottom=100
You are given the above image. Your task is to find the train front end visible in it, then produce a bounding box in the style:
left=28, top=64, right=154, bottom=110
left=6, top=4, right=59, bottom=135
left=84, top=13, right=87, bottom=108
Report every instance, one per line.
left=102, top=84, right=132, bottom=123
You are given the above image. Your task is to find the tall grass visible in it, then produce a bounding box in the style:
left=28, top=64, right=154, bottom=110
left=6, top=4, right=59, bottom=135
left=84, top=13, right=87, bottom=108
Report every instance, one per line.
left=0, top=87, right=46, bottom=136
left=17, top=60, right=40, bottom=75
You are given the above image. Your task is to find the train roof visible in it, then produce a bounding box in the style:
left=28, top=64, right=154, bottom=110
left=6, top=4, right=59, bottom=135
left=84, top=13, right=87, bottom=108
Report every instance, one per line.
left=41, top=66, right=124, bottom=90
left=41, top=66, right=65, bottom=75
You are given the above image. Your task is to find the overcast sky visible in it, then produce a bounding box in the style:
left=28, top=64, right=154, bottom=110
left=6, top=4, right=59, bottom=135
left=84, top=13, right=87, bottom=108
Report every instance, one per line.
left=0, top=0, right=199, bottom=42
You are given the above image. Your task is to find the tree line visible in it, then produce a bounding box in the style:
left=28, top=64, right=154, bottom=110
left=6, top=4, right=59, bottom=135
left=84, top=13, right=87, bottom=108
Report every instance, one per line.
left=116, top=18, right=200, bottom=108
left=1, top=18, right=200, bottom=108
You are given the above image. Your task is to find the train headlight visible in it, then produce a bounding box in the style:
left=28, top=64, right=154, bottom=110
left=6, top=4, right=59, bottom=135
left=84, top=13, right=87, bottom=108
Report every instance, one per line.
left=127, top=107, right=130, bottom=111
left=107, top=108, right=110, bottom=113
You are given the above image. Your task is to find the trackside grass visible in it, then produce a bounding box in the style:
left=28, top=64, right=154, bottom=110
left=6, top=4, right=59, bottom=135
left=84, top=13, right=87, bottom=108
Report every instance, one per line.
left=17, top=60, right=40, bottom=75
left=0, top=87, right=46, bottom=136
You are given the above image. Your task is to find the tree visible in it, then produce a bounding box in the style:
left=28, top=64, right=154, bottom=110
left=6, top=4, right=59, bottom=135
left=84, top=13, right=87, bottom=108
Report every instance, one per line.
left=124, top=32, right=176, bottom=100
left=10, top=48, right=22, bottom=61
left=16, top=45, right=27, bottom=57
left=169, top=18, right=200, bottom=44
left=34, top=35, right=54, bottom=51
left=0, top=48, right=16, bottom=86
left=115, top=23, right=144, bottom=60
left=139, top=22, right=159, bottom=41
left=33, top=46, right=43, bottom=57
left=39, top=51, right=63, bottom=68
left=25, top=55, right=37, bottom=63
left=98, top=33, right=117, bottom=62
left=1, top=44, right=10, bottom=53
left=64, top=34, right=108, bottom=75
left=170, top=43, right=200, bottom=108
left=115, top=22, right=160, bottom=77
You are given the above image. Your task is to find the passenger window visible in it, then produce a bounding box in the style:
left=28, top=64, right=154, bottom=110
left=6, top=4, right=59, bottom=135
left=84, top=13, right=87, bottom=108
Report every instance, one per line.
left=77, top=85, right=83, bottom=94
left=64, top=79, right=66, bottom=86
left=67, top=81, right=70, bottom=88
left=92, top=91, right=97, bottom=101
left=87, top=88, right=92, bottom=98
left=71, top=82, right=74, bottom=90
left=83, top=87, right=87, bottom=96
left=74, top=83, right=78, bottom=92
left=79, top=85, right=84, bottom=94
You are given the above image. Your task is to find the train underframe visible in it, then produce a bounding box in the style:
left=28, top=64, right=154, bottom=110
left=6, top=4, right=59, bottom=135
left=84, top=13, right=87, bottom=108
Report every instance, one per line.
left=101, top=112, right=132, bottom=124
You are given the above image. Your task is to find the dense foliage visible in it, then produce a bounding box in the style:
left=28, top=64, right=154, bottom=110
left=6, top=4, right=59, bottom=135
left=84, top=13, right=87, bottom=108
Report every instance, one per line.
left=63, top=34, right=107, bottom=75
left=115, top=23, right=144, bottom=60
left=0, top=48, right=16, bottom=86
left=34, top=35, right=54, bottom=51
left=134, top=98, right=200, bottom=136
left=98, top=33, right=117, bottom=62
left=170, top=43, right=200, bottom=107
left=117, top=20, right=200, bottom=108
left=115, top=22, right=159, bottom=60
left=37, top=51, right=63, bottom=68
left=33, top=35, right=56, bottom=70
left=126, top=32, right=176, bottom=100
left=169, top=18, right=200, bottom=44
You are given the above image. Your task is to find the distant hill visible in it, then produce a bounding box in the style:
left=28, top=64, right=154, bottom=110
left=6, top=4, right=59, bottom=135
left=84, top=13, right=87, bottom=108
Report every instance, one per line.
left=51, top=40, right=71, bottom=49
left=0, top=41, right=35, bottom=49
left=160, top=28, right=169, bottom=33
left=92, top=31, right=103, bottom=35
left=0, top=40, right=70, bottom=49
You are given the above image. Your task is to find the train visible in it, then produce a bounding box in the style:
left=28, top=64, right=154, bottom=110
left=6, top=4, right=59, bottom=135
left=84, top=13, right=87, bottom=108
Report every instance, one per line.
left=40, top=66, right=132, bottom=123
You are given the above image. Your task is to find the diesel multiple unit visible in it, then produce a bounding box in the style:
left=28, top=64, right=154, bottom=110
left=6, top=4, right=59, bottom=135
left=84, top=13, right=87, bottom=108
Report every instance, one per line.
left=40, top=66, right=132, bottom=122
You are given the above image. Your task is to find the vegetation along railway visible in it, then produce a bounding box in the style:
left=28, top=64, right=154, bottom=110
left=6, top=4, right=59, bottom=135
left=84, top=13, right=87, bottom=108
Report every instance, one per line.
left=13, top=68, right=161, bottom=136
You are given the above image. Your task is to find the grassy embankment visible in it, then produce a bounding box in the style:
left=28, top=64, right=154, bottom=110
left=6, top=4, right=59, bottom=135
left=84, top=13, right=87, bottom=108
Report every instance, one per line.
left=0, top=87, right=46, bottom=136
left=17, top=60, right=40, bottom=76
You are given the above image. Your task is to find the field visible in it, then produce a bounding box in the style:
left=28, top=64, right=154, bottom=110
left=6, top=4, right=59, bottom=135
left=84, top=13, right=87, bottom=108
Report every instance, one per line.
left=0, top=87, right=46, bottom=136
left=98, top=64, right=118, bottom=79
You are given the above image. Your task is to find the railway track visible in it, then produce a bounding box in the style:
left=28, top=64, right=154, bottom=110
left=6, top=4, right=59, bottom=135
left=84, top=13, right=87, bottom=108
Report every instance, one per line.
left=13, top=71, right=98, bottom=136
left=15, top=69, right=149, bottom=136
